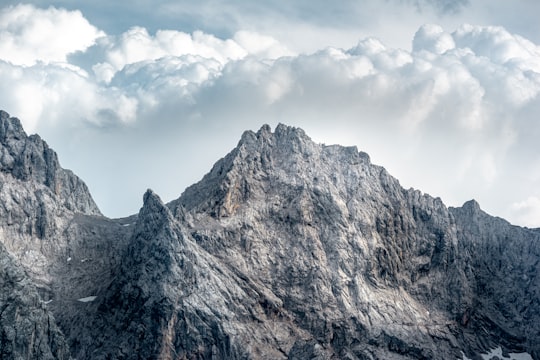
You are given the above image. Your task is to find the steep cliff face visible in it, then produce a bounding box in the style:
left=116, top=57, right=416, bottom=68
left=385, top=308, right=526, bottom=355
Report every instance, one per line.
left=0, top=242, right=69, bottom=360
left=78, top=189, right=313, bottom=359
left=451, top=201, right=540, bottom=357
left=0, top=110, right=100, bottom=217
left=0, top=111, right=131, bottom=359
left=173, top=124, right=539, bottom=359
left=0, top=112, right=538, bottom=360
left=0, top=110, right=105, bottom=277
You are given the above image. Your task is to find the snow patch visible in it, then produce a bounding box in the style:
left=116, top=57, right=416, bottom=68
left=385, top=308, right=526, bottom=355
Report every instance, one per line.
left=481, top=347, right=533, bottom=360
left=462, top=347, right=532, bottom=360
left=77, top=296, right=97, bottom=303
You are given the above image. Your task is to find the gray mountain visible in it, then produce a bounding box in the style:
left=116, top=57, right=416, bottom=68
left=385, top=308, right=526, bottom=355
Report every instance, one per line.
left=0, top=111, right=538, bottom=359
left=0, top=242, right=70, bottom=360
left=0, top=110, right=130, bottom=358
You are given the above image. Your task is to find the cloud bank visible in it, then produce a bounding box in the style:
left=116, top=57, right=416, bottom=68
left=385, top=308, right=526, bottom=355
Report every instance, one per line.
left=0, top=4, right=103, bottom=66
left=0, top=4, right=539, bottom=228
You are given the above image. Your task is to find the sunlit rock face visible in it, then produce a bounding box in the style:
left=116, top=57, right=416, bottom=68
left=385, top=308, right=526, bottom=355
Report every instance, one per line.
left=0, top=111, right=538, bottom=359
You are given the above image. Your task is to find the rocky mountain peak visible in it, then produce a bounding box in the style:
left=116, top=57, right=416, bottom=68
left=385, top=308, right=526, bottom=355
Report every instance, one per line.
left=141, top=189, right=172, bottom=223
left=238, top=123, right=312, bottom=153
left=461, top=199, right=481, bottom=212
left=172, top=123, right=540, bottom=359
left=237, top=123, right=370, bottom=168
left=274, top=122, right=309, bottom=141
left=134, top=189, right=179, bottom=244
left=0, top=110, right=100, bottom=215
left=0, top=110, right=60, bottom=185
left=0, top=110, right=26, bottom=141
left=177, top=123, right=376, bottom=218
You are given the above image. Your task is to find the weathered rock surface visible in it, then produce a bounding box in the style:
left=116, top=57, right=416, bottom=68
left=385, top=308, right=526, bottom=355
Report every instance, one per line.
left=0, top=111, right=131, bottom=359
left=0, top=242, right=69, bottom=360
left=450, top=201, right=540, bottom=357
left=0, top=110, right=100, bottom=217
left=76, top=189, right=317, bottom=359
left=170, top=124, right=540, bottom=359
left=0, top=111, right=538, bottom=360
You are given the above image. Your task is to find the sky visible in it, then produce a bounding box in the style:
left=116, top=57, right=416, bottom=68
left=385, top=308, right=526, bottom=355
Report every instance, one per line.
left=0, top=1, right=539, bottom=227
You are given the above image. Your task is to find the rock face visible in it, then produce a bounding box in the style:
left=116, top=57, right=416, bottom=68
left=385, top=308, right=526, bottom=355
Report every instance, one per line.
left=0, top=111, right=130, bottom=359
left=172, top=124, right=540, bottom=359
left=0, top=242, right=70, bottom=360
left=450, top=201, right=540, bottom=356
left=0, top=111, right=538, bottom=360
left=81, top=190, right=301, bottom=359
left=0, top=110, right=100, bottom=217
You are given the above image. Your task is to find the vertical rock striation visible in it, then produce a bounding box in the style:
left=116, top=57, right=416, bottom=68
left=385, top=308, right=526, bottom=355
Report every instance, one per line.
left=83, top=190, right=304, bottom=359
left=451, top=201, right=540, bottom=357
left=0, top=242, right=70, bottom=360
left=172, top=124, right=540, bottom=359
left=0, top=111, right=130, bottom=359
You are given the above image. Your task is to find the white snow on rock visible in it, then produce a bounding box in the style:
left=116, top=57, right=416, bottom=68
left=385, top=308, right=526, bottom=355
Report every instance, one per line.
left=77, top=296, right=97, bottom=303
left=462, top=346, right=532, bottom=360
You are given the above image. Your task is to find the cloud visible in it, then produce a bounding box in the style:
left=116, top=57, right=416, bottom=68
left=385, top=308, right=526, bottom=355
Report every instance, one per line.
left=511, top=197, right=540, bottom=228
left=90, top=27, right=294, bottom=83
left=233, top=31, right=295, bottom=59
left=0, top=61, right=137, bottom=132
left=94, top=27, right=245, bottom=80
left=413, top=24, right=456, bottom=54
left=404, top=0, right=470, bottom=14
left=76, top=23, right=539, bottom=224
left=453, top=24, right=540, bottom=69
left=0, top=4, right=103, bottom=66
left=1, top=4, right=539, bottom=228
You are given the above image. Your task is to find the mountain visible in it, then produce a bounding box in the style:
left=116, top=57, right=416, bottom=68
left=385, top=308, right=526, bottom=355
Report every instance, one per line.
left=0, top=110, right=131, bottom=359
left=0, top=111, right=538, bottom=359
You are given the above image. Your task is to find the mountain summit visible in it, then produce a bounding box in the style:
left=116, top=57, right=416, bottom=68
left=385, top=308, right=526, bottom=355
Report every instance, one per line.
left=0, top=113, right=538, bottom=359
left=0, top=110, right=100, bottom=216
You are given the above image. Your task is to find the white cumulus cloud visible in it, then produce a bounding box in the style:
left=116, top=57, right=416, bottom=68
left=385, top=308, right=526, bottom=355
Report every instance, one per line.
left=92, top=27, right=293, bottom=83
left=1, top=3, right=539, bottom=228
left=0, top=61, right=138, bottom=132
left=413, top=24, right=456, bottom=54
left=511, top=197, right=540, bottom=228
left=0, top=4, right=103, bottom=66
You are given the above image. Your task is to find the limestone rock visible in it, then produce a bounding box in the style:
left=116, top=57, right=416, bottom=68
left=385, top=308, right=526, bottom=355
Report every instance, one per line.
left=173, top=124, right=539, bottom=359
left=80, top=190, right=304, bottom=359
left=0, top=242, right=70, bottom=360
left=0, top=113, right=538, bottom=360
left=0, top=110, right=100, bottom=216
left=0, top=111, right=130, bottom=359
